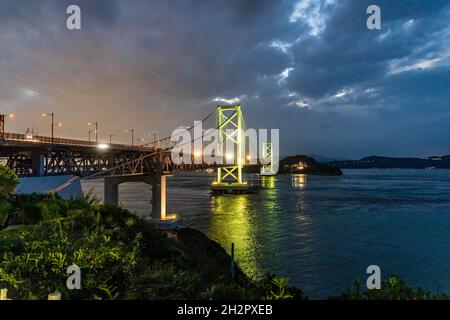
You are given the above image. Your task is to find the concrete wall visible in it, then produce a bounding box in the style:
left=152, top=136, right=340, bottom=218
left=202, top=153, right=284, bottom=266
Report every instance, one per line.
left=16, top=175, right=83, bottom=199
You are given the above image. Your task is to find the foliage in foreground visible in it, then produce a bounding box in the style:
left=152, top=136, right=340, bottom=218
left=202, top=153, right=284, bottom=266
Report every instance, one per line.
left=0, top=198, right=168, bottom=299
left=0, top=165, right=19, bottom=231
left=332, top=275, right=450, bottom=300
left=0, top=193, right=303, bottom=300
left=0, top=165, right=19, bottom=195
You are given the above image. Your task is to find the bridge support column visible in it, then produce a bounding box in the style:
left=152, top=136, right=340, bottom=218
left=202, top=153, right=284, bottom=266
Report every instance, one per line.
left=151, top=180, right=161, bottom=219
left=31, top=151, right=45, bottom=177
left=104, top=177, right=119, bottom=205
left=151, top=175, right=167, bottom=220
left=102, top=174, right=179, bottom=229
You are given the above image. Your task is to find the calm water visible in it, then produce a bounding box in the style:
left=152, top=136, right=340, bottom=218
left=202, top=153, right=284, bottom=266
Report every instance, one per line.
left=82, top=169, right=450, bottom=298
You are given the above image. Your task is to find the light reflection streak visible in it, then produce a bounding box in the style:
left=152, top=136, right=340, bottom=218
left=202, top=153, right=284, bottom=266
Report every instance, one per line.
left=209, top=195, right=261, bottom=278
left=292, top=174, right=307, bottom=189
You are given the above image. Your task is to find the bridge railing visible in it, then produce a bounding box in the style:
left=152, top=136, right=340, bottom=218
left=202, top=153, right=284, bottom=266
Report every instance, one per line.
left=3, top=132, right=154, bottom=151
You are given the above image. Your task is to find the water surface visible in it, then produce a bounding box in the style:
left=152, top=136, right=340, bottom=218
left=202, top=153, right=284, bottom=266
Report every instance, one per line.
left=82, top=169, right=450, bottom=298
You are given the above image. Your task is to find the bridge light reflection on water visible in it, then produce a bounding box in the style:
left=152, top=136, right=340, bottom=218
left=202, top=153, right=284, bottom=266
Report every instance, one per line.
left=209, top=194, right=261, bottom=279
left=261, top=176, right=275, bottom=189
left=292, top=174, right=307, bottom=188
left=208, top=175, right=285, bottom=281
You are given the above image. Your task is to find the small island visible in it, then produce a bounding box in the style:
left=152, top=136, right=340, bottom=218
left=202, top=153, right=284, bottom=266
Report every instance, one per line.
left=244, top=155, right=343, bottom=176
left=279, top=155, right=343, bottom=176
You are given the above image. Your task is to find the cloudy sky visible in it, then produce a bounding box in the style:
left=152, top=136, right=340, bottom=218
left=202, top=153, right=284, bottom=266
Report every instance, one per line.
left=0, top=0, right=449, bottom=158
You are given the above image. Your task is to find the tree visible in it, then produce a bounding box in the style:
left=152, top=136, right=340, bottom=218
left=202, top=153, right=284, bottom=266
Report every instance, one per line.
left=0, top=165, right=19, bottom=194
left=0, top=165, right=18, bottom=230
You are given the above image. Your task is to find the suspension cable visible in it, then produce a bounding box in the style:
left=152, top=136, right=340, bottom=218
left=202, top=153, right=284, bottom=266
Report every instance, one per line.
left=83, top=108, right=224, bottom=179
left=140, top=107, right=218, bottom=147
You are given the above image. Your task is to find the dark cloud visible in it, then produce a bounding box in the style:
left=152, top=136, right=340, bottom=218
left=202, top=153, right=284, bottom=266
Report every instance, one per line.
left=0, top=0, right=448, bottom=157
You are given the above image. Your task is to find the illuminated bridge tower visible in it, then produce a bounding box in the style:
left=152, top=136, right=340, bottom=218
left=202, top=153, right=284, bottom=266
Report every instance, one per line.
left=211, top=105, right=251, bottom=194
left=260, top=142, right=276, bottom=176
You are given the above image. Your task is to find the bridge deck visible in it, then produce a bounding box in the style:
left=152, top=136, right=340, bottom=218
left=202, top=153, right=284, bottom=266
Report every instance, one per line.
left=1, top=132, right=155, bottom=152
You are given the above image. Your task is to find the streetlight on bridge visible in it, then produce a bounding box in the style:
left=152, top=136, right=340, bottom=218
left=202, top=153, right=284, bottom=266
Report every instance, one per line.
left=0, top=113, right=14, bottom=140
left=42, top=113, right=62, bottom=143
left=88, top=122, right=99, bottom=143
left=125, top=128, right=134, bottom=147
left=109, top=134, right=115, bottom=144
left=88, top=129, right=94, bottom=143
left=149, top=132, right=157, bottom=148
left=137, top=137, right=145, bottom=146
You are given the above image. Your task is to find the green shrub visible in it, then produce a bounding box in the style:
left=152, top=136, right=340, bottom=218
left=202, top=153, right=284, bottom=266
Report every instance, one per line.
left=0, top=213, right=142, bottom=300
left=0, top=166, right=18, bottom=230
left=334, top=275, right=432, bottom=300
left=200, top=282, right=259, bottom=300
left=261, top=273, right=307, bottom=300
left=0, top=165, right=19, bottom=195
left=125, top=261, right=205, bottom=299
left=0, top=193, right=13, bottom=231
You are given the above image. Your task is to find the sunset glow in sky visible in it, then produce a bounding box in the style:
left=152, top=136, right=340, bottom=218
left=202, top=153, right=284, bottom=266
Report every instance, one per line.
left=1, top=0, right=449, bottom=158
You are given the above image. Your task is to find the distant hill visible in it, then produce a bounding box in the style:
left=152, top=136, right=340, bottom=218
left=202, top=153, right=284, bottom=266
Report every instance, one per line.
left=307, top=154, right=348, bottom=164
left=329, top=155, right=450, bottom=169
left=279, top=155, right=342, bottom=175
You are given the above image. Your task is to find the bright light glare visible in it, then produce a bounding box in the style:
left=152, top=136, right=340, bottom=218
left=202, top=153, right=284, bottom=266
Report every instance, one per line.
left=97, top=143, right=109, bottom=150
left=226, top=153, right=234, bottom=160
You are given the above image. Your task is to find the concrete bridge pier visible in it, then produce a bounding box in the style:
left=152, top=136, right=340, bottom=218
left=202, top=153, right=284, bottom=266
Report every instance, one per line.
left=104, top=174, right=158, bottom=207
left=104, top=178, right=119, bottom=205
left=104, top=174, right=180, bottom=229
left=151, top=179, right=162, bottom=219
left=31, top=151, right=45, bottom=176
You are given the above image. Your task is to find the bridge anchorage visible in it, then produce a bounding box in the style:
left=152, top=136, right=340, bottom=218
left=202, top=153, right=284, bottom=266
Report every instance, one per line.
left=210, top=105, right=258, bottom=195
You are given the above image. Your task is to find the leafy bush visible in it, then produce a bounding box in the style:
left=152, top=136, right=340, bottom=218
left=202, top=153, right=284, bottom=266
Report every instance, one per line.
left=125, top=261, right=205, bottom=299
left=0, top=165, right=19, bottom=195
left=261, top=273, right=307, bottom=300
left=200, top=282, right=259, bottom=300
left=0, top=212, right=143, bottom=299
left=12, top=193, right=85, bottom=224
left=0, top=193, right=13, bottom=231
left=0, top=166, right=18, bottom=230
left=334, top=275, right=432, bottom=300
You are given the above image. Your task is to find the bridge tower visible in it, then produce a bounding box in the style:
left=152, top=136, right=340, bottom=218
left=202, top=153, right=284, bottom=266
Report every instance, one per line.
left=211, top=105, right=252, bottom=194
left=260, top=142, right=276, bottom=176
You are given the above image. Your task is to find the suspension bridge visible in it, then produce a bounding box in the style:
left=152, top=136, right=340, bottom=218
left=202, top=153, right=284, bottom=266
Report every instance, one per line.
left=0, top=105, right=276, bottom=228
